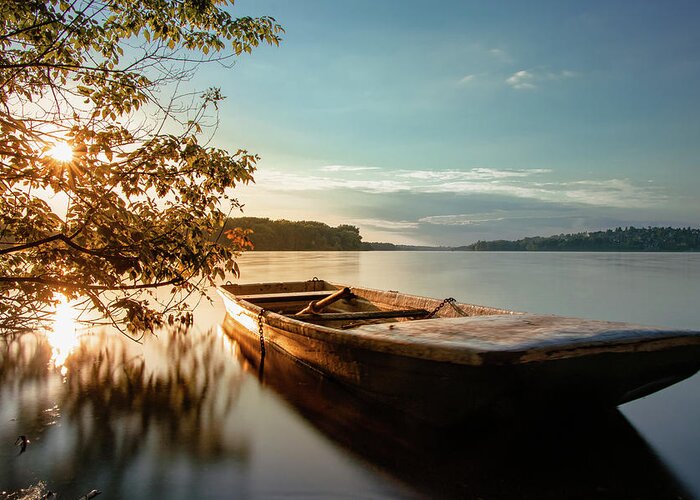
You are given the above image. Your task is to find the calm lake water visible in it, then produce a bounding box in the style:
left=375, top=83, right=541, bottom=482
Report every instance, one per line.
left=2, top=251, right=700, bottom=499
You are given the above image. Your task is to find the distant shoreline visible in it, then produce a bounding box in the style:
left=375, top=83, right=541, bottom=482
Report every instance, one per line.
left=362, top=227, right=700, bottom=253
left=224, top=219, right=700, bottom=253
left=364, top=249, right=699, bottom=252
left=248, top=249, right=699, bottom=252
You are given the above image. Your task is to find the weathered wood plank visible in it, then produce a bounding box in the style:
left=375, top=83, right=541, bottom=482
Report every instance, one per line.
left=237, top=290, right=334, bottom=303
left=293, top=308, right=429, bottom=322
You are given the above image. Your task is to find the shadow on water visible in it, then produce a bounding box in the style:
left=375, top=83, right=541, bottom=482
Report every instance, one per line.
left=0, top=327, right=249, bottom=499
left=222, top=315, right=693, bottom=500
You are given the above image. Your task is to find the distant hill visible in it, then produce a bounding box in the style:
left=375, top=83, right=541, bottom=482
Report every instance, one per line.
left=454, top=227, right=700, bottom=252
left=222, top=217, right=362, bottom=251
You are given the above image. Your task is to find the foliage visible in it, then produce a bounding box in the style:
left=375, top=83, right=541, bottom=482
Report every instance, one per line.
left=0, top=0, right=283, bottom=335
left=224, top=217, right=363, bottom=251
left=457, top=227, right=700, bottom=252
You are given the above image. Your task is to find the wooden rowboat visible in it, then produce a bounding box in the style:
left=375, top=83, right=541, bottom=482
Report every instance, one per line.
left=218, top=279, right=700, bottom=425
left=221, top=314, right=692, bottom=499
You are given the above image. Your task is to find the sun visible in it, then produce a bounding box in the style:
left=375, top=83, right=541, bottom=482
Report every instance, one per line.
left=47, top=141, right=74, bottom=163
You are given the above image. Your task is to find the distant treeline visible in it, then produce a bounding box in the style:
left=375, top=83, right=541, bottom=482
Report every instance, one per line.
left=455, top=227, right=700, bottom=252
left=360, top=242, right=450, bottom=251
left=222, top=217, right=362, bottom=250
left=219, top=221, right=700, bottom=252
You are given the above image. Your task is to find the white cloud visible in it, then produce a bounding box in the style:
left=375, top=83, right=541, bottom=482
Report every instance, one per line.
left=254, top=166, right=665, bottom=209
left=398, top=167, right=551, bottom=181
left=557, top=179, right=667, bottom=208
left=419, top=214, right=506, bottom=226
left=506, top=70, right=536, bottom=90
left=320, top=165, right=380, bottom=172
left=506, top=68, right=578, bottom=90
left=419, top=212, right=592, bottom=226
left=255, top=169, right=410, bottom=193
left=458, top=74, right=475, bottom=85
left=489, top=48, right=510, bottom=61
left=354, top=218, right=420, bottom=230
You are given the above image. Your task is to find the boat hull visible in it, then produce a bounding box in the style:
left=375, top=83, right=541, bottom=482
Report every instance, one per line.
left=224, top=313, right=693, bottom=499
left=219, top=286, right=700, bottom=425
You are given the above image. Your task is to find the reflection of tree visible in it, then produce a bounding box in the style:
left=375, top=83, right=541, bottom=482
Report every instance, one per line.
left=0, top=334, right=60, bottom=463
left=0, top=334, right=53, bottom=386
left=0, top=326, right=250, bottom=498
left=0, top=481, right=49, bottom=500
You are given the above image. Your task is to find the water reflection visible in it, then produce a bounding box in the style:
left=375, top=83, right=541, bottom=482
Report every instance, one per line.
left=0, top=326, right=249, bottom=499
left=222, top=315, right=693, bottom=499
left=0, top=481, right=49, bottom=500
left=46, top=296, right=80, bottom=373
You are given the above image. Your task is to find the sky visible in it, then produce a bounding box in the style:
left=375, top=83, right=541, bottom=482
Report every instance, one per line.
left=204, top=0, right=699, bottom=245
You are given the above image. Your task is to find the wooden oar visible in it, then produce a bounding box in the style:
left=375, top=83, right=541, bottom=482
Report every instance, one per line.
left=296, top=287, right=352, bottom=315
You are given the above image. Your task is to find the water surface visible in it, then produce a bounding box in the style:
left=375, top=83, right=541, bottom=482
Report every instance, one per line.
left=2, top=252, right=699, bottom=498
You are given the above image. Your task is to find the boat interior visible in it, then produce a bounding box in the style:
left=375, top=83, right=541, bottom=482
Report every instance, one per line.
left=220, top=279, right=512, bottom=330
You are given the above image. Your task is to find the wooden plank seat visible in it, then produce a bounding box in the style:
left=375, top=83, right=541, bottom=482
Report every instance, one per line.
left=293, top=308, right=429, bottom=322
left=237, top=290, right=336, bottom=303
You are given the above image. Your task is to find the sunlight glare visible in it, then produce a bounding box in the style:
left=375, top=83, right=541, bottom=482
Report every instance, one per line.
left=48, top=295, right=80, bottom=373
left=47, top=142, right=74, bottom=163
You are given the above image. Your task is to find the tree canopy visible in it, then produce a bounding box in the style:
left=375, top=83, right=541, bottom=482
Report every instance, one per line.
left=0, top=0, right=283, bottom=335
left=224, top=217, right=363, bottom=251
left=456, top=227, right=700, bottom=252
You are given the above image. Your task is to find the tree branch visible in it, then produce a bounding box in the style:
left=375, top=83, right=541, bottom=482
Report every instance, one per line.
left=0, top=276, right=183, bottom=291
left=0, top=231, right=140, bottom=258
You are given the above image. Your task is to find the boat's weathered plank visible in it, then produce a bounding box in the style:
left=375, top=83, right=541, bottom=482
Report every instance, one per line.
left=351, top=287, right=515, bottom=318
left=351, top=314, right=700, bottom=363
left=237, top=290, right=334, bottom=303
left=293, top=308, right=429, bottom=322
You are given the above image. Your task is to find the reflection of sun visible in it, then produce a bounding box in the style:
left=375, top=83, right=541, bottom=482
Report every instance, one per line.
left=48, top=295, right=80, bottom=374
left=47, top=142, right=74, bottom=163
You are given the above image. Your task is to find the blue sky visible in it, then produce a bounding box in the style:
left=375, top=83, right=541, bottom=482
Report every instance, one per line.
left=206, top=0, right=699, bottom=245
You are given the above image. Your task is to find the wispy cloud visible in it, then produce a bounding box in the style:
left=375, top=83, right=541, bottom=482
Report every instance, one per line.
left=354, top=218, right=420, bottom=230
left=488, top=48, right=511, bottom=62
left=320, top=165, right=380, bottom=172
left=419, top=214, right=506, bottom=226
left=255, top=170, right=408, bottom=193
left=419, top=212, right=588, bottom=226
left=398, top=168, right=551, bottom=181
left=506, top=68, right=577, bottom=90
left=255, top=167, right=666, bottom=209
left=555, top=179, right=665, bottom=208
left=458, top=74, right=475, bottom=85
left=506, top=70, right=536, bottom=90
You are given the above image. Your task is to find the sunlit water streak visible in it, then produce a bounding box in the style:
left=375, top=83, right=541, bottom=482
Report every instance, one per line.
left=45, top=296, right=80, bottom=375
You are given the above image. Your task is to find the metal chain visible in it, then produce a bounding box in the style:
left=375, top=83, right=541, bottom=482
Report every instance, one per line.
left=426, top=297, right=457, bottom=319
left=257, top=309, right=266, bottom=356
